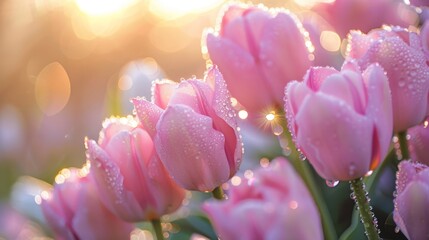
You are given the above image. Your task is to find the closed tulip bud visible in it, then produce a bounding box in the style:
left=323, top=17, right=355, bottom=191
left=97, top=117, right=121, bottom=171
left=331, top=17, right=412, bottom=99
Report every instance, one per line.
left=284, top=61, right=393, bottom=181
left=394, top=161, right=429, bottom=240
left=347, top=26, right=429, bottom=132
left=132, top=66, right=243, bottom=192
left=86, top=116, right=185, bottom=222
left=203, top=158, right=323, bottom=240
left=41, top=167, right=133, bottom=240
left=204, top=3, right=313, bottom=115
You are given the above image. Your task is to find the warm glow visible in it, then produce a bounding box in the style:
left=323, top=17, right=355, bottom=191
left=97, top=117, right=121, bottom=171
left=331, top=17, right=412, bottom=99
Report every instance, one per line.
left=149, top=0, right=225, bottom=20
left=75, top=0, right=138, bottom=16
left=266, top=113, right=275, bottom=121
left=320, top=31, right=341, bottom=52
left=35, top=62, right=71, bottom=116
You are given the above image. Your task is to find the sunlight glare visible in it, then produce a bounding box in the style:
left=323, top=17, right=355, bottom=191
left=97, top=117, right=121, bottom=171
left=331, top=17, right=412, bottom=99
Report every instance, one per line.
left=149, top=0, right=225, bottom=20
left=75, top=0, right=138, bottom=16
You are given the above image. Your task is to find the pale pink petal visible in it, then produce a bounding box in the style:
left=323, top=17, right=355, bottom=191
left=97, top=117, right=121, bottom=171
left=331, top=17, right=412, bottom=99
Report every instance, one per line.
left=295, top=93, right=373, bottom=180
left=259, top=10, right=311, bottom=102
left=132, top=97, right=163, bottom=137
left=304, top=67, right=338, bottom=91
left=206, top=33, right=274, bottom=112
left=86, top=139, right=144, bottom=221
left=152, top=79, right=178, bottom=109
left=155, top=104, right=230, bottom=191
left=363, top=64, right=393, bottom=165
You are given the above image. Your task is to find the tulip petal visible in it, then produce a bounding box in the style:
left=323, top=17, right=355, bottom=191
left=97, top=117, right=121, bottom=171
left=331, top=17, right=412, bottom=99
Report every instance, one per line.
left=152, top=79, right=178, bottom=109
left=295, top=93, right=373, bottom=180
left=132, top=97, right=163, bottom=137
left=206, top=33, right=274, bottom=112
left=305, top=67, right=338, bottom=91
left=87, top=139, right=145, bottom=221
left=363, top=64, right=393, bottom=163
left=156, top=104, right=230, bottom=191
left=259, top=11, right=311, bottom=102
left=72, top=182, right=133, bottom=240
left=395, top=181, right=429, bottom=240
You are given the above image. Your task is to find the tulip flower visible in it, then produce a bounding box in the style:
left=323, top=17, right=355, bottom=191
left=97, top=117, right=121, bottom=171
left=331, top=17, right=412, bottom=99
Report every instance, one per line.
left=347, top=26, right=429, bottom=132
left=41, top=167, right=133, bottom=239
left=313, top=0, right=417, bottom=38
left=203, top=158, right=323, bottom=240
left=86, top=116, right=185, bottom=222
left=132, top=66, right=243, bottom=192
left=204, top=3, right=312, bottom=115
left=284, top=61, right=393, bottom=181
left=408, top=118, right=429, bottom=165
left=394, top=161, right=429, bottom=240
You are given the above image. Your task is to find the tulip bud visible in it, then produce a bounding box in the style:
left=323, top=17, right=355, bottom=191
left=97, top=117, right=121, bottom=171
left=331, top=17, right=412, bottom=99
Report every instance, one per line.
left=41, top=167, right=133, bottom=239
left=203, top=158, right=323, bottom=240
left=394, top=161, right=429, bottom=240
left=86, top=116, right=185, bottom=222
left=284, top=61, right=393, bottom=181
left=347, top=26, right=429, bottom=132
left=132, top=66, right=243, bottom=192
left=204, top=3, right=312, bottom=116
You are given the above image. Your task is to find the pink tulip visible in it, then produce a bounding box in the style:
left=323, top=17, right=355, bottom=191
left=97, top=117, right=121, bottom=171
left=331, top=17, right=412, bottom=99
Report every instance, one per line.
left=313, top=0, right=417, bottom=38
left=284, top=61, right=393, bottom=181
left=203, top=158, right=323, bottom=240
left=394, top=161, right=429, bottom=240
left=86, top=116, right=185, bottom=222
left=41, top=168, right=133, bottom=240
left=408, top=118, right=429, bottom=165
left=347, top=26, right=429, bottom=132
left=204, top=3, right=312, bottom=115
left=132, top=66, right=243, bottom=192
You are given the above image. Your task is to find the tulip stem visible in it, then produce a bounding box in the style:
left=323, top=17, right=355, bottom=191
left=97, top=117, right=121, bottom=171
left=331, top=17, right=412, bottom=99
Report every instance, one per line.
left=151, top=219, right=164, bottom=240
left=397, top=131, right=409, bottom=160
left=212, top=186, right=225, bottom=200
left=349, top=178, right=380, bottom=240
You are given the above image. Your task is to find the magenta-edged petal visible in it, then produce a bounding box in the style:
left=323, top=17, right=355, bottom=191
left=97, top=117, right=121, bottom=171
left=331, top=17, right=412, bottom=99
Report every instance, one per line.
left=259, top=11, right=311, bottom=101
left=86, top=139, right=144, bottom=221
left=132, top=97, right=163, bottom=137
left=363, top=64, right=392, bottom=162
left=304, top=67, right=338, bottom=91
left=395, top=181, right=429, bottom=239
left=152, top=79, right=178, bottom=109
left=318, top=71, right=366, bottom=115
left=295, top=93, right=373, bottom=180
left=206, top=33, right=274, bottom=112
left=72, top=182, right=133, bottom=240
left=156, top=104, right=230, bottom=191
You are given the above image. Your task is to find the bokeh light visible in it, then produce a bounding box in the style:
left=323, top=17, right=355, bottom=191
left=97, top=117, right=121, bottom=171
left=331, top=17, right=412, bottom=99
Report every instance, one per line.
left=149, top=0, right=225, bottom=20
left=75, top=0, right=139, bottom=16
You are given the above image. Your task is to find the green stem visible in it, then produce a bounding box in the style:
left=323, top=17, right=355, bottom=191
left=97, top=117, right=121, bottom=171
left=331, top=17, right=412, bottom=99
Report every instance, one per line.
left=212, top=186, right=225, bottom=200
left=340, top=148, right=395, bottom=240
left=349, top=178, right=380, bottom=240
left=397, top=131, right=409, bottom=160
left=151, top=219, right=164, bottom=240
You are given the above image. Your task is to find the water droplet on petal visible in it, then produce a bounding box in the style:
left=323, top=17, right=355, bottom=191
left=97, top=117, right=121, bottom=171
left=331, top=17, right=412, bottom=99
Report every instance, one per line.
left=398, top=81, right=406, bottom=87
left=326, top=179, right=339, bottom=187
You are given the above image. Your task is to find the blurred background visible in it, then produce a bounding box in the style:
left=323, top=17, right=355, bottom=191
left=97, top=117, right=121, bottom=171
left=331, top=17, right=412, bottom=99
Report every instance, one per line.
left=0, top=0, right=420, bottom=238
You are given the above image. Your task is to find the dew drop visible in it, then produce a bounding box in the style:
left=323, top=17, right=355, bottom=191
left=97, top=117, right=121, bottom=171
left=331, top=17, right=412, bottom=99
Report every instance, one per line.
left=395, top=226, right=400, bottom=233
left=326, top=179, right=339, bottom=187
left=349, top=163, right=356, bottom=176
left=271, top=123, right=283, bottom=136
left=365, top=170, right=373, bottom=177
left=398, top=81, right=406, bottom=87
